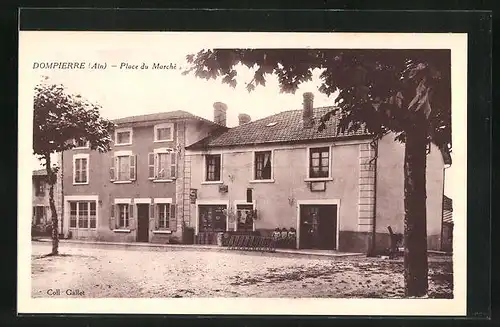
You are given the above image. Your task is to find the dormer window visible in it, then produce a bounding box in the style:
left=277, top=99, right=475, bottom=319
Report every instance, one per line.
left=115, top=128, right=133, bottom=146
left=154, top=123, right=174, bottom=142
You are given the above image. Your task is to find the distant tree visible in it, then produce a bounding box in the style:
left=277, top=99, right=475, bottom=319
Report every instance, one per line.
left=33, top=78, right=114, bottom=255
left=184, top=49, right=451, bottom=297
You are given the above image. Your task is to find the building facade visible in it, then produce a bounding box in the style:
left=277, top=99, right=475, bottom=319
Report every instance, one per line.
left=185, top=93, right=450, bottom=253
left=60, top=110, right=225, bottom=243
left=32, top=168, right=63, bottom=233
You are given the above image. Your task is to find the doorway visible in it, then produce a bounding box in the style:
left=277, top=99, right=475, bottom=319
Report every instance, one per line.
left=299, top=204, right=337, bottom=250
left=136, top=204, right=150, bottom=242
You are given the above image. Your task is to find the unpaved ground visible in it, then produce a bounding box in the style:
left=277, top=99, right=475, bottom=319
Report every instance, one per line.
left=31, top=242, right=453, bottom=298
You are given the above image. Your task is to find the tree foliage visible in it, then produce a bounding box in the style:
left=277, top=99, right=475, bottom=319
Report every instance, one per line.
left=33, top=80, right=115, bottom=157
left=184, top=49, right=451, bottom=153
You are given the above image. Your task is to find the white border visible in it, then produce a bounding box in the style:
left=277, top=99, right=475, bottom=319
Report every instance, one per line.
left=19, top=32, right=467, bottom=316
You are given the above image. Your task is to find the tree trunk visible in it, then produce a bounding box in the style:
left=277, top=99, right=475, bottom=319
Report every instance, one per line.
left=45, top=154, right=59, bottom=255
left=403, top=122, right=428, bottom=297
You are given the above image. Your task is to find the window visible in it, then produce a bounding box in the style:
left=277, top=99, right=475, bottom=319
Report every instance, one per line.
left=148, top=149, right=176, bottom=181
left=117, top=204, right=130, bottom=229
left=156, top=203, right=171, bottom=229
left=35, top=178, right=45, bottom=196
left=33, top=206, right=45, bottom=225
left=205, top=154, right=221, bottom=182
left=74, top=138, right=89, bottom=148
left=69, top=201, right=96, bottom=229
left=115, top=128, right=133, bottom=145
left=309, top=147, right=330, bottom=178
left=110, top=152, right=136, bottom=182
left=73, top=154, right=89, bottom=184
left=236, top=204, right=254, bottom=232
left=154, top=123, right=174, bottom=142
left=254, top=151, right=272, bottom=180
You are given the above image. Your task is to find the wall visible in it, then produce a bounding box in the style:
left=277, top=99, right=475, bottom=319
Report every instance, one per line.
left=375, top=133, right=445, bottom=251
left=62, top=123, right=178, bottom=242
left=32, top=169, right=63, bottom=231
left=187, top=140, right=367, bottom=251
left=61, top=118, right=220, bottom=243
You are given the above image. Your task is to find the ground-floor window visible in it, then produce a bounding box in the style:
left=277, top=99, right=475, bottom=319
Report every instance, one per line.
left=33, top=206, right=46, bottom=225
left=236, top=204, right=254, bottom=232
left=198, top=205, right=227, bottom=232
left=117, top=203, right=130, bottom=229
left=157, top=203, right=170, bottom=229
left=69, top=201, right=97, bottom=229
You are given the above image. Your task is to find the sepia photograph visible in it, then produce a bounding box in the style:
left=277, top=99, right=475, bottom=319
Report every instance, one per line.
left=18, top=31, right=467, bottom=315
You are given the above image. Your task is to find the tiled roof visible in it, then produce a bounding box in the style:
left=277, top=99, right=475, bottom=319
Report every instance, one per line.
left=112, top=110, right=217, bottom=126
left=33, top=169, right=47, bottom=176
left=187, top=106, right=371, bottom=149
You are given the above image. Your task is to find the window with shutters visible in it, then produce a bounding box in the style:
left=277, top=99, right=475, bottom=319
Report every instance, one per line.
left=204, top=154, right=221, bottom=182
left=148, top=148, right=176, bottom=182
left=157, top=203, right=170, bottom=229
left=115, top=127, right=133, bottom=146
left=73, top=153, right=89, bottom=185
left=153, top=200, right=176, bottom=231
left=110, top=151, right=136, bottom=183
left=69, top=201, right=97, bottom=230
left=154, top=123, right=174, bottom=142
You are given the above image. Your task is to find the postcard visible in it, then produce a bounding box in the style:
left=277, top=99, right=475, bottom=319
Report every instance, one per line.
left=18, top=31, right=467, bottom=315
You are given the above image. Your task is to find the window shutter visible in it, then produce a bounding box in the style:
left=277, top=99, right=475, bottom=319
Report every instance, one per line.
left=169, top=203, right=177, bottom=231
left=128, top=204, right=135, bottom=229
left=109, top=204, right=115, bottom=230
left=109, top=156, right=115, bottom=181
left=130, top=155, right=136, bottom=181
left=114, top=157, right=119, bottom=180
left=170, top=152, right=176, bottom=178
left=148, top=153, right=155, bottom=179
left=154, top=154, right=158, bottom=179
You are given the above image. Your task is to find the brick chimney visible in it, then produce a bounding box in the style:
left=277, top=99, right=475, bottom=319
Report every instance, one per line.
left=302, top=92, right=314, bottom=128
left=213, top=102, right=228, bottom=126
left=238, top=113, right=251, bottom=126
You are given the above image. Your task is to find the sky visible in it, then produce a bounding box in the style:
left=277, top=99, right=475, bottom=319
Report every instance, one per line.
left=22, top=32, right=460, bottom=196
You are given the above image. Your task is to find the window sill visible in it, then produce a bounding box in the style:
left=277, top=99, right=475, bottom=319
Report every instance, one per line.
left=249, top=179, right=275, bottom=184
left=73, top=182, right=89, bottom=185
left=113, top=229, right=131, bottom=233
left=113, top=180, right=133, bottom=184
left=114, top=143, right=132, bottom=146
left=153, top=139, right=174, bottom=143
left=153, top=230, right=172, bottom=234
left=202, top=181, right=223, bottom=185
left=73, top=147, right=89, bottom=150
left=151, top=179, right=175, bottom=183
left=304, top=177, right=333, bottom=182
